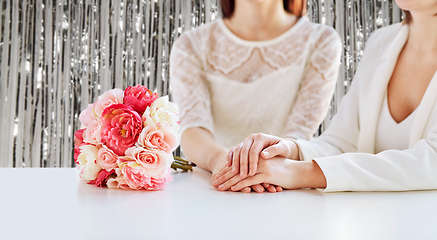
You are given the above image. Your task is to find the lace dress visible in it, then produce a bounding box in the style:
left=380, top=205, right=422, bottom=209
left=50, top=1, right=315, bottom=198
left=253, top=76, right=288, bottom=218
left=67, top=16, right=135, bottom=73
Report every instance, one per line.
left=170, top=17, right=342, bottom=149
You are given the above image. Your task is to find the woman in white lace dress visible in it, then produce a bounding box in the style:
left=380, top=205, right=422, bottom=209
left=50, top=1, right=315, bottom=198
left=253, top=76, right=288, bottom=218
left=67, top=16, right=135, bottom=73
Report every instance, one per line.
left=170, top=0, right=341, bottom=192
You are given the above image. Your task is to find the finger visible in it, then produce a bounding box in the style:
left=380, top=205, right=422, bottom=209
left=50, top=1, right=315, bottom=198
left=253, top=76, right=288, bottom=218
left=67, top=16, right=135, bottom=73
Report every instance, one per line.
left=239, top=139, right=254, bottom=178
left=232, top=144, right=242, bottom=174
left=230, top=174, right=264, bottom=192
left=213, top=165, right=232, bottom=181
left=241, top=187, right=251, bottom=193
left=261, top=141, right=289, bottom=159
left=248, top=138, right=265, bottom=176
left=266, top=185, right=276, bottom=193
left=262, top=183, right=270, bottom=189
left=213, top=167, right=239, bottom=187
left=276, top=186, right=283, bottom=192
left=226, top=149, right=233, bottom=167
left=251, top=184, right=265, bottom=193
left=217, top=174, right=245, bottom=191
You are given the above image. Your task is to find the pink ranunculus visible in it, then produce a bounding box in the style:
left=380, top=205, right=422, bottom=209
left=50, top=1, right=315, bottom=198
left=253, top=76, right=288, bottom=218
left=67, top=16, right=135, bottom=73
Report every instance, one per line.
left=87, top=169, right=116, bottom=187
left=83, top=119, right=103, bottom=144
left=96, top=145, right=118, bottom=170
left=137, top=126, right=179, bottom=153
left=100, top=104, right=143, bottom=156
left=147, top=170, right=173, bottom=190
left=118, top=158, right=171, bottom=190
left=125, top=147, right=173, bottom=178
left=94, top=88, right=124, bottom=117
left=79, top=103, right=98, bottom=127
left=123, top=85, right=159, bottom=114
left=117, top=158, right=150, bottom=190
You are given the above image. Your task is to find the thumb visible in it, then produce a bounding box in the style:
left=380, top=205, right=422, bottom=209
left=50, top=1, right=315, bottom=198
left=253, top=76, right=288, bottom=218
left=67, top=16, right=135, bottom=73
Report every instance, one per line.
left=261, top=141, right=289, bottom=159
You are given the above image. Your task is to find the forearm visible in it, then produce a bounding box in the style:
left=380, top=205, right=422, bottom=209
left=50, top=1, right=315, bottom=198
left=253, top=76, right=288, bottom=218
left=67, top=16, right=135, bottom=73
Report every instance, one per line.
left=181, top=127, right=227, bottom=172
left=285, top=160, right=327, bottom=189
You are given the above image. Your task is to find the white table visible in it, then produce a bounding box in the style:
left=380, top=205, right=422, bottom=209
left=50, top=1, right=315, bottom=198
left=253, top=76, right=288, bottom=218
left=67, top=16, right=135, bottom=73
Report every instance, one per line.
left=1, top=168, right=436, bottom=240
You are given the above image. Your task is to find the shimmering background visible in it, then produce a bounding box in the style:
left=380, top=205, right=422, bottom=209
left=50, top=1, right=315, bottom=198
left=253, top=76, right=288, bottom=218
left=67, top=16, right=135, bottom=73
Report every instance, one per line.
left=0, top=0, right=402, bottom=167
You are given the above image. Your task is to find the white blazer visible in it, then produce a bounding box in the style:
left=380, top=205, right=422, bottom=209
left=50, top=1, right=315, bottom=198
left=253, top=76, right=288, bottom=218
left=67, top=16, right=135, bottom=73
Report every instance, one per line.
left=295, top=23, right=437, bottom=192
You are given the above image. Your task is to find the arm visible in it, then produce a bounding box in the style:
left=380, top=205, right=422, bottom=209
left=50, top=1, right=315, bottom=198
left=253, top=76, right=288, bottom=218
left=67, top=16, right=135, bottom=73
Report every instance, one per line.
left=170, top=34, right=221, bottom=171
left=282, top=26, right=342, bottom=140
left=181, top=127, right=228, bottom=174
left=313, top=124, right=437, bottom=192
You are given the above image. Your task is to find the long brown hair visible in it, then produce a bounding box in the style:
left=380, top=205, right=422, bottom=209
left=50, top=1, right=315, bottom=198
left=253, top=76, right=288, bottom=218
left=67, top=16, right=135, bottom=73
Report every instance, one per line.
left=221, top=0, right=307, bottom=19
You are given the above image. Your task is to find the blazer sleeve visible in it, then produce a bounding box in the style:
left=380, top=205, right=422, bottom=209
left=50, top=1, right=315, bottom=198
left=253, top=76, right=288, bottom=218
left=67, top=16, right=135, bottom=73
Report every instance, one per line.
left=314, top=125, right=437, bottom=192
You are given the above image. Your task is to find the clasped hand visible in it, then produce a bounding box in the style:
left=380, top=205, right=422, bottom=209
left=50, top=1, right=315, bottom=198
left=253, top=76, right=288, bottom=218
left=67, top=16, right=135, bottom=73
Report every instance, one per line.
left=213, top=133, right=299, bottom=193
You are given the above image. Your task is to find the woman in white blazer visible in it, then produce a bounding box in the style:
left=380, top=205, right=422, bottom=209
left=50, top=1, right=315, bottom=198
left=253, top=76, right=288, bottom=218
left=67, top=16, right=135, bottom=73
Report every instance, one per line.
left=213, top=0, right=437, bottom=192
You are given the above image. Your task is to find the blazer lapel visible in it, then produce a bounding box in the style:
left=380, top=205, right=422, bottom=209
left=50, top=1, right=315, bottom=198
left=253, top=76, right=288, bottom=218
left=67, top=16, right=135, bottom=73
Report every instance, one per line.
left=409, top=71, right=437, bottom=146
left=357, top=25, right=409, bottom=153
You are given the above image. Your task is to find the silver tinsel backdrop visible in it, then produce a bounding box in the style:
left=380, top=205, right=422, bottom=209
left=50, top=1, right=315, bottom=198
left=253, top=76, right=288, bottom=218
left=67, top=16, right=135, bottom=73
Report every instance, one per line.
left=0, top=0, right=403, bottom=167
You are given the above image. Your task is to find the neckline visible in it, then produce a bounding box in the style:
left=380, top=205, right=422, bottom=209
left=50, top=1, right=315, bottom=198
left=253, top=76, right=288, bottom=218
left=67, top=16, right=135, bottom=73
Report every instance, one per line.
left=383, top=93, right=418, bottom=125
left=217, top=17, right=306, bottom=47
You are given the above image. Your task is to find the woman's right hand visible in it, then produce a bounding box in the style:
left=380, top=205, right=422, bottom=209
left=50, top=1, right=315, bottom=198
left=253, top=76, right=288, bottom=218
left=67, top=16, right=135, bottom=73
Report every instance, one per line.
left=219, top=133, right=300, bottom=180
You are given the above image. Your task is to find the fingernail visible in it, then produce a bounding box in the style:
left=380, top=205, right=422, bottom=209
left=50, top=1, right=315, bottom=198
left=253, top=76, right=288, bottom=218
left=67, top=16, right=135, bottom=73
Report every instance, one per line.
left=263, top=151, right=269, bottom=158
left=219, top=185, right=223, bottom=190
left=232, top=167, right=237, bottom=173
left=240, top=171, right=245, bottom=177
left=213, top=180, right=217, bottom=185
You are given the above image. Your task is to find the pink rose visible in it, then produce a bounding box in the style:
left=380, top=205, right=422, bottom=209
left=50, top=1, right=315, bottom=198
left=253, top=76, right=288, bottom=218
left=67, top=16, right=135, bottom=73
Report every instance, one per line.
left=125, top=147, right=173, bottom=178
left=123, top=85, right=159, bottom=114
left=87, top=169, right=116, bottom=187
left=83, top=119, right=102, bottom=144
left=94, top=88, right=124, bottom=117
left=100, top=104, right=143, bottom=155
left=79, top=103, right=98, bottom=127
left=97, top=145, right=118, bottom=170
left=118, top=158, right=172, bottom=190
left=137, top=126, right=179, bottom=153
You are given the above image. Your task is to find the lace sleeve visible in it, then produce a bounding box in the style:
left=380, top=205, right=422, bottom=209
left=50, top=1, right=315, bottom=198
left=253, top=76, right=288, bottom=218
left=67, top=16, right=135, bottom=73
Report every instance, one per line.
left=170, top=34, right=214, bottom=136
left=282, top=27, right=342, bottom=140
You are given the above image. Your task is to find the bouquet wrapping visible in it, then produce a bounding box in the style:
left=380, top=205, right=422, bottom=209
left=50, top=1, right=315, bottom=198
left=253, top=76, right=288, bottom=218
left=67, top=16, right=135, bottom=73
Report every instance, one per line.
left=74, top=85, right=180, bottom=190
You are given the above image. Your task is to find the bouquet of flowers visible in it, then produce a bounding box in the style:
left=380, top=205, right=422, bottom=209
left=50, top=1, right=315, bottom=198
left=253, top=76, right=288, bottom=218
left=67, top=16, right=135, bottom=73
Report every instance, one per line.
left=74, top=85, right=189, bottom=190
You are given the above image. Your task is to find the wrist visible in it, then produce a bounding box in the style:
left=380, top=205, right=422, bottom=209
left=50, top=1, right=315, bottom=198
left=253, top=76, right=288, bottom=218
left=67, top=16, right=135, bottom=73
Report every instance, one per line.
left=285, top=140, right=300, bottom=160
left=206, top=147, right=228, bottom=172
left=286, top=161, right=326, bottom=189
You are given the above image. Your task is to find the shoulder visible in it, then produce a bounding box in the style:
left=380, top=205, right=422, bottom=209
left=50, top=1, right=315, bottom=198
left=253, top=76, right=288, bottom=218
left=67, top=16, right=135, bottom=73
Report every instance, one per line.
left=300, top=20, right=341, bottom=50
left=173, top=21, right=219, bottom=50
left=300, top=20, right=340, bottom=40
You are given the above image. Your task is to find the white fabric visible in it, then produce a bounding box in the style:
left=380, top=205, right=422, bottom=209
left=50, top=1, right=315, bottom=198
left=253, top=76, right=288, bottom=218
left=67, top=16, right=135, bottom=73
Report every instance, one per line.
left=294, top=23, right=437, bottom=192
left=375, top=93, right=417, bottom=153
left=170, top=17, right=342, bottom=149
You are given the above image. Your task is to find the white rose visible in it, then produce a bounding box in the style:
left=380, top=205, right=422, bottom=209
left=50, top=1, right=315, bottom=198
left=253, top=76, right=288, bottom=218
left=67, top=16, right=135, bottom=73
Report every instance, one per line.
left=143, top=96, right=180, bottom=132
left=77, top=145, right=102, bottom=181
